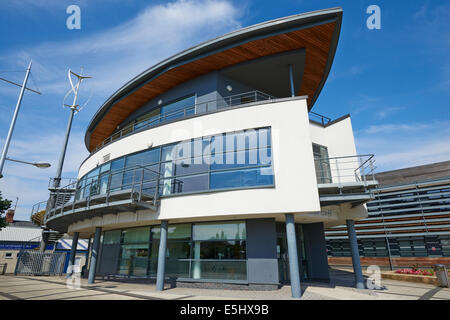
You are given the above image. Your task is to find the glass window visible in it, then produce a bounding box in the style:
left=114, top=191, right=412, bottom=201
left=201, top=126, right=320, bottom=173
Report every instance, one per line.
left=151, top=224, right=192, bottom=240
left=161, top=144, right=176, bottom=162
left=198, top=240, right=246, bottom=259
left=111, top=157, right=125, bottom=172
left=211, top=148, right=271, bottom=171
left=210, top=167, right=274, bottom=190
left=191, top=260, right=247, bottom=281
left=122, top=227, right=150, bottom=244
left=172, top=174, right=208, bottom=194
left=313, top=143, right=331, bottom=184
left=100, top=162, right=111, bottom=173
left=175, top=158, right=208, bottom=176
left=103, top=230, right=121, bottom=245
left=118, top=244, right=149, bottom=277
left=126, top=149, right=159, bottom=168
left=161, top=95, right=196, bottom=117
left=193, top=221, right=246, bottom=241
left=234, top=130, right=258, bottom=151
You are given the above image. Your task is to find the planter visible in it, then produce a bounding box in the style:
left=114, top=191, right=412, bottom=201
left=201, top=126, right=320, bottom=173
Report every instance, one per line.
left=381, top=271, right=439, bottom=285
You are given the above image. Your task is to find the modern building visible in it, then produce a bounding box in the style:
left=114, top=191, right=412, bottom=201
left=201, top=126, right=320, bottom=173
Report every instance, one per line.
left=326, top=161, right=450, bottom=269
left=35, top=8, right=378, bottom=297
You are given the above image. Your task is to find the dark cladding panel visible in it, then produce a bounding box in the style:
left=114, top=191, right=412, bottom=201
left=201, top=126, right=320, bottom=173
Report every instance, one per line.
left=302, top=222, right=330, bottom=281
left=246, top=218, right=279, bottom=284
left=98, top=244, right=121, bottom=275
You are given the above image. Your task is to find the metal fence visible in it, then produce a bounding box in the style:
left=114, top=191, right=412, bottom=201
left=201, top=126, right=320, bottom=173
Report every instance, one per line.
left=315, top=154, right=376, bottom=184
left=14, top=251, right=67, bottom=276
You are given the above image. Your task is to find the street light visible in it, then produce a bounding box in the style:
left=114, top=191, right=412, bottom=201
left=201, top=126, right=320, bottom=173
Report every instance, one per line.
left=0, top=61, right=42, bottom=179
left=0, top=158, right=51, bottom=178
left=6, top=157, right=51, bottom=168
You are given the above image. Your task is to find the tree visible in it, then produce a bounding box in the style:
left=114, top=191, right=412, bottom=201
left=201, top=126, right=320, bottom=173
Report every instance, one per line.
left=0, top=191, right=12, bottom=230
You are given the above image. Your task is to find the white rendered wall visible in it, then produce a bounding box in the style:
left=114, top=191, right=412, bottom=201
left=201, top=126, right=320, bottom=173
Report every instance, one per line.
left=309, top=117, right=359, bottom=183
left=78, top=98, right=321, bottom=224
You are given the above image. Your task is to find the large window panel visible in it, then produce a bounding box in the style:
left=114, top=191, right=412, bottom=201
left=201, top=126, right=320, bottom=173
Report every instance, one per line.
left=122, top=227, right=150, bottom=244
left=210, top=167, right=274, bottom=190
left=152, top=224, right=192, bottom=240
left=78, top=127, right=273, bottom=200
left=103, top=230, right=121, bottom=245
left=161, top=95, right=195, bottom=115
left=110, top=157, right=125, bottom=172
left=193, top=221, right=246, bottom=241
left=173, top=174, right=208, bottom=194
left=174, top=159, right=209, bottom=176
left=118, top=244, right=149, bottom=276
left=211, top=148, right=271, bottom=171
left=199, top=240, right=246, bottom=259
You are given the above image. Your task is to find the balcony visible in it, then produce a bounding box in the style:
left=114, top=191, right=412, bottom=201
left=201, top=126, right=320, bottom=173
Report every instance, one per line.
left=91, top=90, right=277, bottom=154
left=314, top=154, right=379, bottom=206
left=40, top=165, right=162, bottom=232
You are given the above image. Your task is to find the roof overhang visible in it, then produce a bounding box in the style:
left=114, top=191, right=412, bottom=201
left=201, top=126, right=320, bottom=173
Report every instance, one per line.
left=85, top=7, right=343, bottom=151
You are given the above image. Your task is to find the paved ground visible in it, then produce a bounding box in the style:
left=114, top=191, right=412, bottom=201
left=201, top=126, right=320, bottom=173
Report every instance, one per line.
left=0, top=268, right=449, bottom=300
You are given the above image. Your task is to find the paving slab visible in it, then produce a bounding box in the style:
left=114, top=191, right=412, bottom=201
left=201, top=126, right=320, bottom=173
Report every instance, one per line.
left=1, top=268, right=449, bottom=300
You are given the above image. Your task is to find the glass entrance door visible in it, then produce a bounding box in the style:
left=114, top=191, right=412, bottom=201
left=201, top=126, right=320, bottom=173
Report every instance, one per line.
left=276, top=223, right=308, bottom=284
left=277, top=235, right=289, bottom=283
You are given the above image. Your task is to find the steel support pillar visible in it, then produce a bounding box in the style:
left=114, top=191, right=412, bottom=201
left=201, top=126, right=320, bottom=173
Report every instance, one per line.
left=88, top=227, right=102, bottom=284
left=66, top=232, right=79, bottom=277
left=346, top=219, right=365, bottom=289
left=285, top=214, right=302, bottom=298
left=156, top=220, right=168, bottom=291
left=288, top=64, right=295, bottom=97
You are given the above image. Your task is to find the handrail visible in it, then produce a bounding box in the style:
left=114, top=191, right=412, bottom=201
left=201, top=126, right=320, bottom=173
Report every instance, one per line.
left=309, top=111, right=331, bottom=126
left=91, top=90, right=277, bottom=154
left=41, top=164, right=165, bottom=224
left=314, top=154, right=376, bottom=185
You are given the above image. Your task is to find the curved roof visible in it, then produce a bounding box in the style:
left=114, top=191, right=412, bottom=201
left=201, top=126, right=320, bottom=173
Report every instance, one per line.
left=85, top=7, right=343, bottom=151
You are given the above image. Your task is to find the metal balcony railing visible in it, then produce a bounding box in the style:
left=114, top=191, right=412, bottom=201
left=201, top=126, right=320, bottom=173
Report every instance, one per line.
left=41, top=164, right=164, bottom=224
left=48, top=177, right=78, bottom=190
left=315, top=154, right=376, bottom=185
left=92, top=90, right=277, bottom=154
left=30, top=200, right=48, bottom=226
left=309, top=111, right=331, bottom=126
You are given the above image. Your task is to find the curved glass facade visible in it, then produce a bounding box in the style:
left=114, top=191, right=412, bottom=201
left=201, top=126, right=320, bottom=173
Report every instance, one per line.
left=99, top=221, right=247, bottom=281
left=76, top=127, right=273, bottom=201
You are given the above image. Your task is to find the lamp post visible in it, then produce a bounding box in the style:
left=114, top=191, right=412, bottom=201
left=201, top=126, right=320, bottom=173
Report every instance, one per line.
left=5, top=157, right=51, bottom=168
left=0, top=61, right=36, bottom=179
left=0, top=158, right=51, bottom=179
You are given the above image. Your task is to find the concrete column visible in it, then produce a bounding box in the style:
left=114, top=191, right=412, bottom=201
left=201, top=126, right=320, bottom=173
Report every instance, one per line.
left=67, top=232, right=79, bottom=277
left=88, top=227, right=102, bottom=284
left=156, top=220, right=168, bottom=291
left=346, top=219, right=365, bottom=289
left=285, top=214, right=301, bottom=298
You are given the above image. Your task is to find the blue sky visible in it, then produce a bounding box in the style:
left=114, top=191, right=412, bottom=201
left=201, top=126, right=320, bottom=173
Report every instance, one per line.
left=0, top=0, right=449, bottom=220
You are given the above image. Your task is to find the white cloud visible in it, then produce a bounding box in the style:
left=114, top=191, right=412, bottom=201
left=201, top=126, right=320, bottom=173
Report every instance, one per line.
left=0, top=0, right=243, bottom=221
left=355, top=120, right=450, bottom=172
left=2, top=0, right=242, bottom=97
left=375, top=106, right=405, bottom=119
left=363, top=122, right=432, bottom=134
